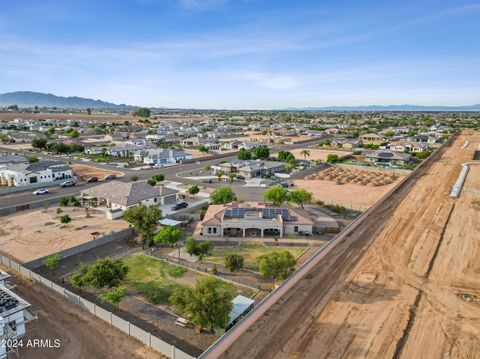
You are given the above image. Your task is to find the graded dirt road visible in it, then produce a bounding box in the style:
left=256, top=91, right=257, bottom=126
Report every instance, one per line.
left=218, top=131, right=480, bottom=359
left=10, top=273, right=163, bottom=359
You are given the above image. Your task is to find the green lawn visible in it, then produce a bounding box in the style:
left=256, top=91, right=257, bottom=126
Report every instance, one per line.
left=205, top=241, right=307, bottom=271
left=123, top=253, right=241, bottom=305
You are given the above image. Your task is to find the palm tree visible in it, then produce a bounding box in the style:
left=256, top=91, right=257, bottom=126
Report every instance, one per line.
left=300, top=149, right=311, bottom=160
left=215, top=170, right=224, bottom=182
left=228, top=173, right=235, bottom=183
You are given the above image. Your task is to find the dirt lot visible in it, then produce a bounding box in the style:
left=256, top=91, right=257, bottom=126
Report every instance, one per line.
left=219, top=131, right=480, bottom=359
left=0, top=207, right=128, bottom=263
left=70, top=164, right=124, bottom=182
left=289, top=148, right=351, bottom=161
left=295, top=167, right=404, bottom=209
left=4, top=272, right=162, bottom=359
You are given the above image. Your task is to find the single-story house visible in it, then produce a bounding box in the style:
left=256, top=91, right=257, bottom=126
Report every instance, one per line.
left=389, top=140, right=429, bottom=153
left=360, top=133, right=384, bottom=145
left=364, top=150, right=411, bottom=165
left=134, top=148, right=193, bottom=165
left=0, top=160, right=74, bottom=187
left=81, top=180, right=179, bottom=211
left=201, top=202, right=314, bottom=238
left=218, top=160, right=284, bottom=179
left=331, top=137, right=363, bottom=149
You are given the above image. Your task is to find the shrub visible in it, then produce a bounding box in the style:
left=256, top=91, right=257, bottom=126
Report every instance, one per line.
left=56, top=207, right=63, bottom=214
left=60, top=215, right=71, bottom=224
left=168, top=266, right=187, bottom=278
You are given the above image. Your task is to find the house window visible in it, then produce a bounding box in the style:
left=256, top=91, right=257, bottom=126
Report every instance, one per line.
left=208, top=228, right=212, bottom=234
left=213, top=227, right=217, bottom=234
left=294, top=226, right=299, bottom=233
left=154, top=198, right=157, bottom=203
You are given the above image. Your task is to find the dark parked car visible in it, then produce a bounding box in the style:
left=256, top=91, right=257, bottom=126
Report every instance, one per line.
left=236, top=175, right=245, bottom=180
left=172, top=202, right=188, bottom=211
left=202, top=179, right=213, bottom=184
left=298, top=231, right=311, bottom=237
left=86, top=176, right=99, bottom=183
left=280, top=182, right=289, bottom=188
left=103, top=174, right=117, bottom=180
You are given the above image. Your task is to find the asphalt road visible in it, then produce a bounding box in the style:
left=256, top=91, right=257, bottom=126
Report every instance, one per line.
left=0, top=137, right=329, bottom=208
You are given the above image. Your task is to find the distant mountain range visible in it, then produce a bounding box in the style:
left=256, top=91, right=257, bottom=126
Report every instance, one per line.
left=0, top=91, right=135, bottom=109
left=1, top=91, right=479, bottom=112
left=285, top=104, right=480, bottom=112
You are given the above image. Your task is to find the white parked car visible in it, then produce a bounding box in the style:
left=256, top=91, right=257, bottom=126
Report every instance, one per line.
left=33, top=188, right=49, bottom=195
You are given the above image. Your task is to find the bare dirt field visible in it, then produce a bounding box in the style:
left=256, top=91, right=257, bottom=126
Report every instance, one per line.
left=70, top=164, right=124, bottom=181
left=289, top=148, right=351, bottom=161
left=0, top=207, right=128, bottom=262
left=187, top=148, right=235, bottom=159
left=219, top=131, right=480, bottom=359
left=0, top=112, right=143, bottom=123
left=295, top=167, right=404, bottom=208
left=5, top=272, right=163, bottom=359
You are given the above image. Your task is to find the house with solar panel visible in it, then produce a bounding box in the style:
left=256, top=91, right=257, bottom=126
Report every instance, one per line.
left=0, top=270, right=37, bottom=359
left=201, top=203, right=314, bottom=238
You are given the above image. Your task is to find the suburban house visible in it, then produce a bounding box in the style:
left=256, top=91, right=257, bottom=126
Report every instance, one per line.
left=0, top=278, right=36, bottom=359
left=410, top=134, right=438, bottom=144
left=364, top=150, right=411, bottom=165
left=222, top=140, right=262, bottom=151
left=360, top=133, right=384, bottom=145
left=0, top=161, right=74, bottom=187
left=104, top=143, right=155, bottom=157
left=181, top=137, right=220, bottom=150
left=81, top=180, right=179, bottom=212
left=201, top=203, right=314, bottom=238
left=389, top=140, right=429, bottom=153
left=217, top=160, right=285, bottom=179
left=331, top=137, right=363, bottom=149
left=133, top=148, right=193, bottom=165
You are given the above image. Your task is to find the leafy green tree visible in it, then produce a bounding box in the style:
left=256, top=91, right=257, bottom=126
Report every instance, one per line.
left=170, top=276, right=233, bottom=331
left=224, top=254, right=244, bottom=273
left=147, top=178, right=157, bottom=186
left=27, top=156, right=39, bottom=163
left=130, top=175, right=139, bottom=181
left=256, top=250, right=296, bottom=285
left=188, top=185, right=200, bottom=195
left=415, top=150, right=433, bottom=159
left=124, top=204, right=162, bottom=247
left=153, top=173, right=165, bottom=182
left=185, top=237, right=212, bottom=260
left=204, top=165, right=212, bottom=172
left=32, top=137, right=48, bottom=149
left=86, top=108, right=92, bottom=115
left=228, top=173, right=235, bottom=183
left=278, top=150, right=295, bottom=162
left=42, top=253, right=62, bottom=274
left=252, top=145, right=270, bottom=159
left=263, top=186, right=289, bottom=206
left=288, top=189, right=313, bottom=209
left=99, top=288, right=125, bottom=310
left=69, top=129, right=80, bottom=138
left=210, top=187, right=237, bottom=204
left=326, top=154, right=339, bottom=163
left=153, top=226, right=183, bottom=257
left=132, top=107, right=151, bottom=118
left=237, top=148, right=252, bottom=160
left=198, top=145, right=209, bottom=153
left=70, top=258, right=129, bottom=289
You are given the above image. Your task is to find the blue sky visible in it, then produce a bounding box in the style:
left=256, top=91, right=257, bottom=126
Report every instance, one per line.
left=1, top=0, right=480, bottom=109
